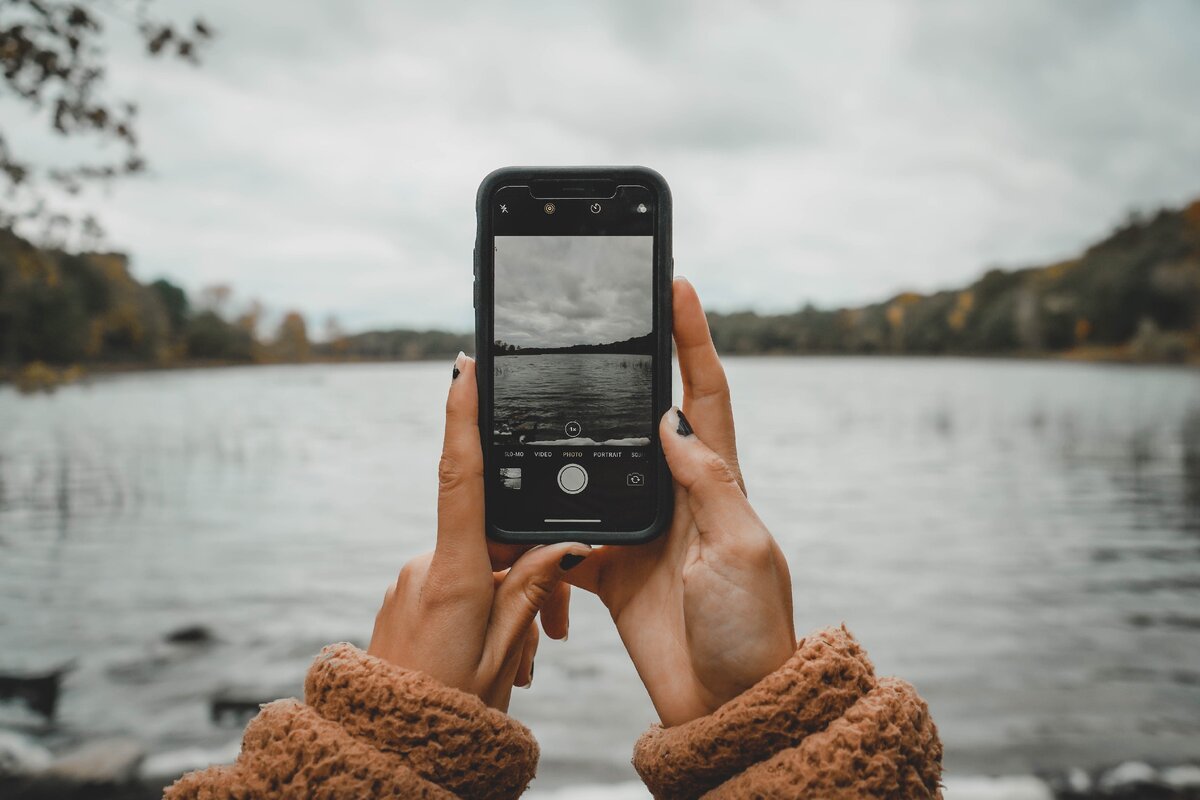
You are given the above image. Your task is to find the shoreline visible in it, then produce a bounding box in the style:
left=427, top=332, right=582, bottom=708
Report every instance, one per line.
left=2, top=766, right=1200, bottom=800
left=2, top=731, right=1198, bottom=800
left=3, top=348, right=1196, bottom=392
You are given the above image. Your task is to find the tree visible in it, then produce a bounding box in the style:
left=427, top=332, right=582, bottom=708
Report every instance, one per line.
left=1, top=0, right=213, bottom=241
left=274, top=311, right=309, bottom=362
left=150, top=277, right=188, bottom=334
left=323, top=314, right=349, bottom=355
left=197, top=283, right=232, bottom=316
left=235, top=298, right=264, bottom=339
left=185, top=310, right=252, bottom=361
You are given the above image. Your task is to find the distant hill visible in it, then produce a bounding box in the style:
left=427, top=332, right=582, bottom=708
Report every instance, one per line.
left=706, top=199, right=1200, bottom=363
left=493, top=331, right=654, bottom=356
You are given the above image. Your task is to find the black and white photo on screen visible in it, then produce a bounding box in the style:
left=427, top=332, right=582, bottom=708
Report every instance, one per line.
left=492, top=236, right=654, bottom=447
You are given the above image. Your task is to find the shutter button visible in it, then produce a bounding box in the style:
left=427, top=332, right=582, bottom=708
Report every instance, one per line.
left=556, top=464, right=588, bottom=495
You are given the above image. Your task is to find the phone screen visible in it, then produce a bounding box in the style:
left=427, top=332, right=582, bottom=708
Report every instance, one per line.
left=483, top=183, right=663, bottom=536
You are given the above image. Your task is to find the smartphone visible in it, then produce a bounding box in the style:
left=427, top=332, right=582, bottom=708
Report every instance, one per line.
left=475, top=167, right=674, bottom=544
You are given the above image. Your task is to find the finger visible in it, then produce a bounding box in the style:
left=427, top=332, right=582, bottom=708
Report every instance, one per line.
left=539, top=580, right=572, bottom=640
left=673, top=277, right=745, bottom=493
left=513, top=623, right=539, bottom=688
left=557, top=544, right=618, bottom=595
left=488, top=541, right=533, bottom=571
left=661, top=407, right=765, bottom=545
left=486, top=542, right=592, bottom=661
left=496, top=549, right=574, bottom=639
left=430, top=353, right=491, bottom=579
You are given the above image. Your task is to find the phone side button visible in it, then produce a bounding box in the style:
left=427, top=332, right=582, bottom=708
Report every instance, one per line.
left=473, top=279, right=479, bottom=308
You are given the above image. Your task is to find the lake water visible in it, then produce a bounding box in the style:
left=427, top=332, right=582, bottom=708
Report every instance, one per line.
left=493, top=353, right=653, bottom=445
left=1, top=358, right=1198, bottom=788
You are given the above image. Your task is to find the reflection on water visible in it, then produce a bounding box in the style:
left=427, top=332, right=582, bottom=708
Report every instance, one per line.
left=0, top=358, right=1198, bottom=778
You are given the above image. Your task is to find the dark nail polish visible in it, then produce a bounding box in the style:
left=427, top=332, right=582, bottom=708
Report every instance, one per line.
left=559, top=553, right=586, bottom=570
left=452, top=364, right=460, bottom=380
left=530, top=660, right=535, bottom=683
left=675, top=410, right=694, bottom=437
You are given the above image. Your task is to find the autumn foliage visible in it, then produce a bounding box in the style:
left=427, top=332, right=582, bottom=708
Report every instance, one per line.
left=707, top=200, right=1200, bottom=363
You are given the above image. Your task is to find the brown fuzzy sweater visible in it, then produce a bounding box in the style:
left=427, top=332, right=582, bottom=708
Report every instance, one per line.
left=165, top=626, right=941, bottom=799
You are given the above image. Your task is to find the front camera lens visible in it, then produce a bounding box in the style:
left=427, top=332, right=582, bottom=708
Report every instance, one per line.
left=543, top=202, right=556, bottom=214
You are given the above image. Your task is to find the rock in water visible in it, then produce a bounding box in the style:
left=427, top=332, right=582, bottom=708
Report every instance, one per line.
left=0, top=730, right=53, bottom=776
left=210, top=694, right=268, bottom=727
left=164, top=625, right=215, bottom=645
left=0, top=664, right=72, bottom=719
left=48, top=737, right=145, bottom=783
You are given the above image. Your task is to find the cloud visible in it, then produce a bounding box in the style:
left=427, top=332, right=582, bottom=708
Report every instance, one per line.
left=6, top=0, right=1199, bottom=333
left=494, top=236, right=652, bottom=348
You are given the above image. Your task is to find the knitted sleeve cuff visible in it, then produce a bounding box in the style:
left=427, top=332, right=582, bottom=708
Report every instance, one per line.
left=165, top=699, right=453, bottom=799
left=304, top=643, right=539, bottom=800
left=704, top=677, right=943, bottom=799
left=633, top=626, right=903, bottom=799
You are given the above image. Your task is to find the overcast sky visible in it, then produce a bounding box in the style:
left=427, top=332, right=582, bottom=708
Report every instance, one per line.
left=6, top=1, right=1200, bottom=334
left=494, top=236, right=651, bottom=348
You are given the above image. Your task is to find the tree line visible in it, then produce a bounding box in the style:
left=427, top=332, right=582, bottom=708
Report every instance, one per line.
left=339, top=199, right=1198, bottom=366
left=2, top=197, right=1197, bottom=386
left=707, top=200, right=1200, bottom=363
left=0, top=228, right=312, bottom=371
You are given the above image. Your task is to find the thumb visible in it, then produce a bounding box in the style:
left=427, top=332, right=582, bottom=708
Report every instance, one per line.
left=662, top=406, right=763, bottom=541
left=486, top=542, right=592, bottom=663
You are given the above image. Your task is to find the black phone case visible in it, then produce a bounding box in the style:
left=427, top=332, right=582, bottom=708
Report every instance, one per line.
left=474, top=166, right=674, bottom=545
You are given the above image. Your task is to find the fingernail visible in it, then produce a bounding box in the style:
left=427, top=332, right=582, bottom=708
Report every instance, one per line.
left=559, top=553, right=587, bottom=570
left=451, top=351, right=464, bottom=381
left=675, top=408, right=694, bottom=437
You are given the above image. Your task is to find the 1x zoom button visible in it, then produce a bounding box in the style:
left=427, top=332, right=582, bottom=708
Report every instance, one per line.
left=557, top=463, right=588, bottom=495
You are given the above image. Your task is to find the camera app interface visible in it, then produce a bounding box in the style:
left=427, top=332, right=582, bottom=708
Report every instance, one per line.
left=490, top=218, right=657, bottom=532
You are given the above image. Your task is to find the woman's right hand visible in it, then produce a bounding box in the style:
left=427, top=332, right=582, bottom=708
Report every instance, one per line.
left=368, top=352, right=591, bottom=712
left=566, top=278, right=797, bottom=727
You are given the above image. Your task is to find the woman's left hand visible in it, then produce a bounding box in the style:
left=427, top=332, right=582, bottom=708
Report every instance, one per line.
left=563, top=279, right=796, bottom=727
left=368, top=352, right=591, bottom=712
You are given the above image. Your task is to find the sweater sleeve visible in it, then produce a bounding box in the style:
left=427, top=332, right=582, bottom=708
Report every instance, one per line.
left=164, top=643, right=539, bottom=800
left=632, top=626, right=943, bottom=799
